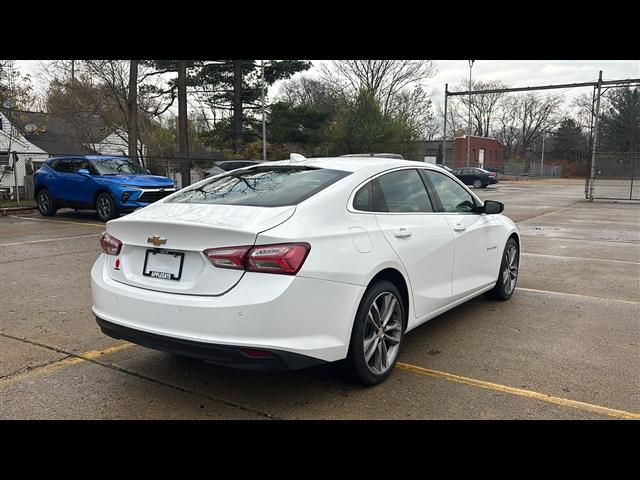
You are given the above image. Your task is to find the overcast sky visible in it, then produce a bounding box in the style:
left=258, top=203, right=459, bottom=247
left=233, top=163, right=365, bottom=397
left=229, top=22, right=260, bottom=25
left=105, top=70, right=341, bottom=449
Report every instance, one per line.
left=14, top=59, right=640, bottom=110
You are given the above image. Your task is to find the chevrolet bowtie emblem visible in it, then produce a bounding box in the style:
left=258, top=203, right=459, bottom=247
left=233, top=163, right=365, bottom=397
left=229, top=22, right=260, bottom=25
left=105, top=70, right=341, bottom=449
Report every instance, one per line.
left=147, top=236, right=167, bottom=246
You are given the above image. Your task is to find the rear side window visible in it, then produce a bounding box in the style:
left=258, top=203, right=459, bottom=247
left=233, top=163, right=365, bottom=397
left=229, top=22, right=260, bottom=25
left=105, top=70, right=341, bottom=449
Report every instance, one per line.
left=167, top=166, right=350, bottom=207
left=373, top=169, right=433, bottom=213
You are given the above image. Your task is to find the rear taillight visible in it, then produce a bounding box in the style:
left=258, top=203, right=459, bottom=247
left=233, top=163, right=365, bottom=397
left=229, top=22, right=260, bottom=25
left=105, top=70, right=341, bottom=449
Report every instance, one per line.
left=203, top=246, right=251, bottom=270
left=246, top=243, right=310, bottom=275
left=100, top=232, right=122, bottom=255
left=203, top=242, right=311, bottom=275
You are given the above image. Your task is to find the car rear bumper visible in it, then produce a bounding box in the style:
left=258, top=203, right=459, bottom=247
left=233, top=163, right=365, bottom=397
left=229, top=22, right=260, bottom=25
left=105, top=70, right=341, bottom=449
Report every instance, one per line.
left=91, top=254, right=364, bottom=366
left=95, top=316, right=325, bottom=370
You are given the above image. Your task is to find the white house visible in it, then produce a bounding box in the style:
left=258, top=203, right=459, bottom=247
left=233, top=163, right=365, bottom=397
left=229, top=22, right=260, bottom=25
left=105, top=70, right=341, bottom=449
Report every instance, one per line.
left=92, top=128, right=146, bottom=157
left=0, top=109, right=146, bottom=196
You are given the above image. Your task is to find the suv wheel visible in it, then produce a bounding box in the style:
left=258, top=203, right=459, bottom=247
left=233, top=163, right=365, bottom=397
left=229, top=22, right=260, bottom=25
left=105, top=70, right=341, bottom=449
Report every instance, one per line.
left=96, top=192, right=117, bottom=222
left=36, top=189, right=57, bottom=216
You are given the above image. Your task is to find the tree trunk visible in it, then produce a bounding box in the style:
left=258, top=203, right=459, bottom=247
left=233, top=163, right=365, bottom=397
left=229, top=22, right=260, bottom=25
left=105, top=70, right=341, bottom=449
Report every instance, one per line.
left=233, top=60, right=243, bottom=153
left=177, top=60, right=190, bottom=187
left=128, top=60, right=138, bottom=163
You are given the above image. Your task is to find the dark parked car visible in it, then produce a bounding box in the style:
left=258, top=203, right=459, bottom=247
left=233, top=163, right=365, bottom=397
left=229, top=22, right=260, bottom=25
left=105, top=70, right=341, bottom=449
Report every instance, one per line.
left=34, top=156, right=176, bottom=222
left=450, top=167, right=498, bottom=188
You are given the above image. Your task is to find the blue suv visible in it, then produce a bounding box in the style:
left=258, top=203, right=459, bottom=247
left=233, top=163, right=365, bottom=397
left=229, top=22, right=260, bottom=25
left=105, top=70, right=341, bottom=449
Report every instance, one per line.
left=34, top=156, right=176, bottom=222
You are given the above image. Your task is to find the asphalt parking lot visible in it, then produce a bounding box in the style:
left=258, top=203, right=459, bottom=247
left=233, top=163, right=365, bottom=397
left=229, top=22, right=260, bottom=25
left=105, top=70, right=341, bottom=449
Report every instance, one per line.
left=1, top=179, right=639, bottom=419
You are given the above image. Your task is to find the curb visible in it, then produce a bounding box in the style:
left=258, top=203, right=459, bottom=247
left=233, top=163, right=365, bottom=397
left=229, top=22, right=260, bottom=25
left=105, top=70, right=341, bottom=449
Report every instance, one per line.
left=0, top=206, right=38, bottom=216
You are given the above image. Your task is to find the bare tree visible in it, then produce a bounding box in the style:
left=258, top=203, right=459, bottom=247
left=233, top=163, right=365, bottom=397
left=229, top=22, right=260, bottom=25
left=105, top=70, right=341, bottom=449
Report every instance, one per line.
left=454, top=80, right=508, bottom=137
left=323, top=60, right=437, bottom=116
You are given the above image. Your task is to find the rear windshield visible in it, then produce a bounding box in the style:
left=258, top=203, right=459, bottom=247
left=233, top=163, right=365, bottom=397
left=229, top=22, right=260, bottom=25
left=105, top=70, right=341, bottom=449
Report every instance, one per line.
left=167, top=166, right=350, bottom=207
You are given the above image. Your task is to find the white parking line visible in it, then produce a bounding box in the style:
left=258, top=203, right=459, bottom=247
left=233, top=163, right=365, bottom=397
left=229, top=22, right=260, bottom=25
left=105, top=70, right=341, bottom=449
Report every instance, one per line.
left=8, top=215, right=104, bottom=227
left=516, top=287, right=640, bottom=305
left=0, top=233, right=100, bottom=247
left=522, top=252, right=640, bottom=266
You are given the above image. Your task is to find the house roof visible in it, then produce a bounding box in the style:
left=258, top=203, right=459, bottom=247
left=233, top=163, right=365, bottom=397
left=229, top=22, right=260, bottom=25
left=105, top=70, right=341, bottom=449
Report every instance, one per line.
left=0, top=108, right=103, bottom=155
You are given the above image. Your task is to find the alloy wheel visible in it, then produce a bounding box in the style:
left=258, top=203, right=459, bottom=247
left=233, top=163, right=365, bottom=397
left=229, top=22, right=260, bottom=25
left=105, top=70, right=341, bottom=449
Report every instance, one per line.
left=37, top=191, right=49, bottom=213
left=97, top=196, right=111, bottom=219
left=363, top=292, right=402, bottom=375
left=502, top=243, right=518, bottom=295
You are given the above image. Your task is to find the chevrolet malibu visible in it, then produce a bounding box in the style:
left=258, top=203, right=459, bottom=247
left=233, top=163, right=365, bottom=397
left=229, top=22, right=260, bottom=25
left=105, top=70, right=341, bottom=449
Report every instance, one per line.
left=91, top=156, right=520, bottom=385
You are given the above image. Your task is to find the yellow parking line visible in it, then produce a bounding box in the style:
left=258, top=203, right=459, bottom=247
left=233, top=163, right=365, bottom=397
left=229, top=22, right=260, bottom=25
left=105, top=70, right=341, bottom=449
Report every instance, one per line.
left=396, top=362, right=640, bottom=420
left=0, top=342, right=136, bottom=388
left=9, top=215, right=104, bottom=227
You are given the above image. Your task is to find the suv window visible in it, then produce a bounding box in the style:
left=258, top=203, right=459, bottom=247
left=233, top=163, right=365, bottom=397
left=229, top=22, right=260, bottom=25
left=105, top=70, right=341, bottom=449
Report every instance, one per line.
left=425, top=170, right=477, bottom=213
left=371, top=169, right=433, bottom=213
left=51, top=159, right=73, bottom=173
left=167, top=166, right=350, bottom=207
left=72, top=159, right=93, bottom=173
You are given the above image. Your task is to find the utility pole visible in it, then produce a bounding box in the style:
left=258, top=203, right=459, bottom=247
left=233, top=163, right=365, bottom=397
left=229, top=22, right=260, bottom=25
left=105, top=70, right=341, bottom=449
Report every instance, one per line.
left=467, top=60, right=474, bottom=167
left=442, top=83, right=448, bottom=166
left=261, top=60, right=266, bottom=162
left=128, top=60, right=138, bottom=163
left=540, top=133, right=545, bottom=176
left=588, top=70, right=603, bottom=201
left=177, top=60, right=190, bottom=188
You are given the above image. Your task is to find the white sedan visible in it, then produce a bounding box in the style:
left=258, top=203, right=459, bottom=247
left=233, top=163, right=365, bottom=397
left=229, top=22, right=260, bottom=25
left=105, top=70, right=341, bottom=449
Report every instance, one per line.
left=91, top=156, right=520, bottom=385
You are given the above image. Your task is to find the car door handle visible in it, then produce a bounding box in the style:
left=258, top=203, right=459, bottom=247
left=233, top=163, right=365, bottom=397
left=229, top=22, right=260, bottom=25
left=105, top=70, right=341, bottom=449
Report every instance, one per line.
left=394, top=228, right=412, bottom=238
left=453, top=223, right=466, bottom=232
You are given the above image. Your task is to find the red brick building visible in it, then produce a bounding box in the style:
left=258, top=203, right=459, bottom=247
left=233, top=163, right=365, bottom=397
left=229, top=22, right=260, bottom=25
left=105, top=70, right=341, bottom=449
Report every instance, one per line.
left=452, top=136, right=503, bottom=169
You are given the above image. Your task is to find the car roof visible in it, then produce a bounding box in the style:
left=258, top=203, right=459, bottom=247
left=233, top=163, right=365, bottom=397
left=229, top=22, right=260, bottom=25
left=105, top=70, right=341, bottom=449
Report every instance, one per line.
left=265, top=156, right=450, bottom=174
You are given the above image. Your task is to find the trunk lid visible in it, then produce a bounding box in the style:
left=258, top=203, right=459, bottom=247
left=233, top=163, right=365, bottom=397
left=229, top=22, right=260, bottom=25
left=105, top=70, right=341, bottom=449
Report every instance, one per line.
left=105, top=202, right=296, bottom=295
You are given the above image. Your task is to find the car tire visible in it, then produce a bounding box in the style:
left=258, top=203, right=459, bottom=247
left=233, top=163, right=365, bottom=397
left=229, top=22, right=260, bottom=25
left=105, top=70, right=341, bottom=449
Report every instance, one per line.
left=36, top=189, right=56, bottom=216
left=473, top=178, right=483, bottom=188
left=346, top=280, right=405, bottom=385
left=485, top=237, right=519, bottom=301
left=96, top=192, right=117, bottom=222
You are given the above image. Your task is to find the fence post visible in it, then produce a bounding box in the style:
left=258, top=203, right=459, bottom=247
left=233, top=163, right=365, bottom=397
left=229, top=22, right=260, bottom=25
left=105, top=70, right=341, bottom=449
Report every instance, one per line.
left=12, top=152, right=20, bottom=206
left=588, top=70, right=603, bottom=201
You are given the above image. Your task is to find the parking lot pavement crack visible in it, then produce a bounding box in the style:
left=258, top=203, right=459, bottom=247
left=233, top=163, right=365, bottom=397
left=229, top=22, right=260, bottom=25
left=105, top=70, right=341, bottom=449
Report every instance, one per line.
left=514, top=201, right=583, bottom=223
left=85, top=359, right=281, bottom=420
left=0, top=332, right=279, bottom=420
left=0, top=356, right=72, bottom=380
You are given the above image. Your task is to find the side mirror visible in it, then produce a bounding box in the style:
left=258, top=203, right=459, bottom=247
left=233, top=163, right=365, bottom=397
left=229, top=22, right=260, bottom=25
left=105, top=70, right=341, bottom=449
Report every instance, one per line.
left=483, top=200, right=504, bottom=214
left=77, top=168, right=90, bottom=176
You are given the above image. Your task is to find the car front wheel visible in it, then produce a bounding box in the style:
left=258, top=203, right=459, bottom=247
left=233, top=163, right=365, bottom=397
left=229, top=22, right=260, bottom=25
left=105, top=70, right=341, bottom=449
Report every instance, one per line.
left=36, top=189, right=56, bottom=216
left=96, top=192, right=117, bottom=222
left=485, top=237, right=519, bottom=300
left=346, top=280, right=405, bottom=385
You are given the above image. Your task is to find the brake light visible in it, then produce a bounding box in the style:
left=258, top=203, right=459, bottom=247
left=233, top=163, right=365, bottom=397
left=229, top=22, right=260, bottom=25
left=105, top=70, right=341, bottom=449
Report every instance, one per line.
left=100, top=232, right=122, bottom=255
left=203, top=246, right=251, bottom=270
left=203, top=243, right=311, bottom=275
left=246, top=243, right=310, bottom=275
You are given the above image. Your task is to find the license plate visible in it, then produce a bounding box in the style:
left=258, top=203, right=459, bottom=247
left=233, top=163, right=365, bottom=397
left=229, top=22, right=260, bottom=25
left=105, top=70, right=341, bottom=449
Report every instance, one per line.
left=143, top=250, right=184, bottom=281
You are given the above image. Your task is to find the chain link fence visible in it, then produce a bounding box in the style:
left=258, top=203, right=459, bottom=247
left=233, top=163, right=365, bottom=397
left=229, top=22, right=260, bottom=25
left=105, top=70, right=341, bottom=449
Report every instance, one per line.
left=586, top=151, right=639, bottom=201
